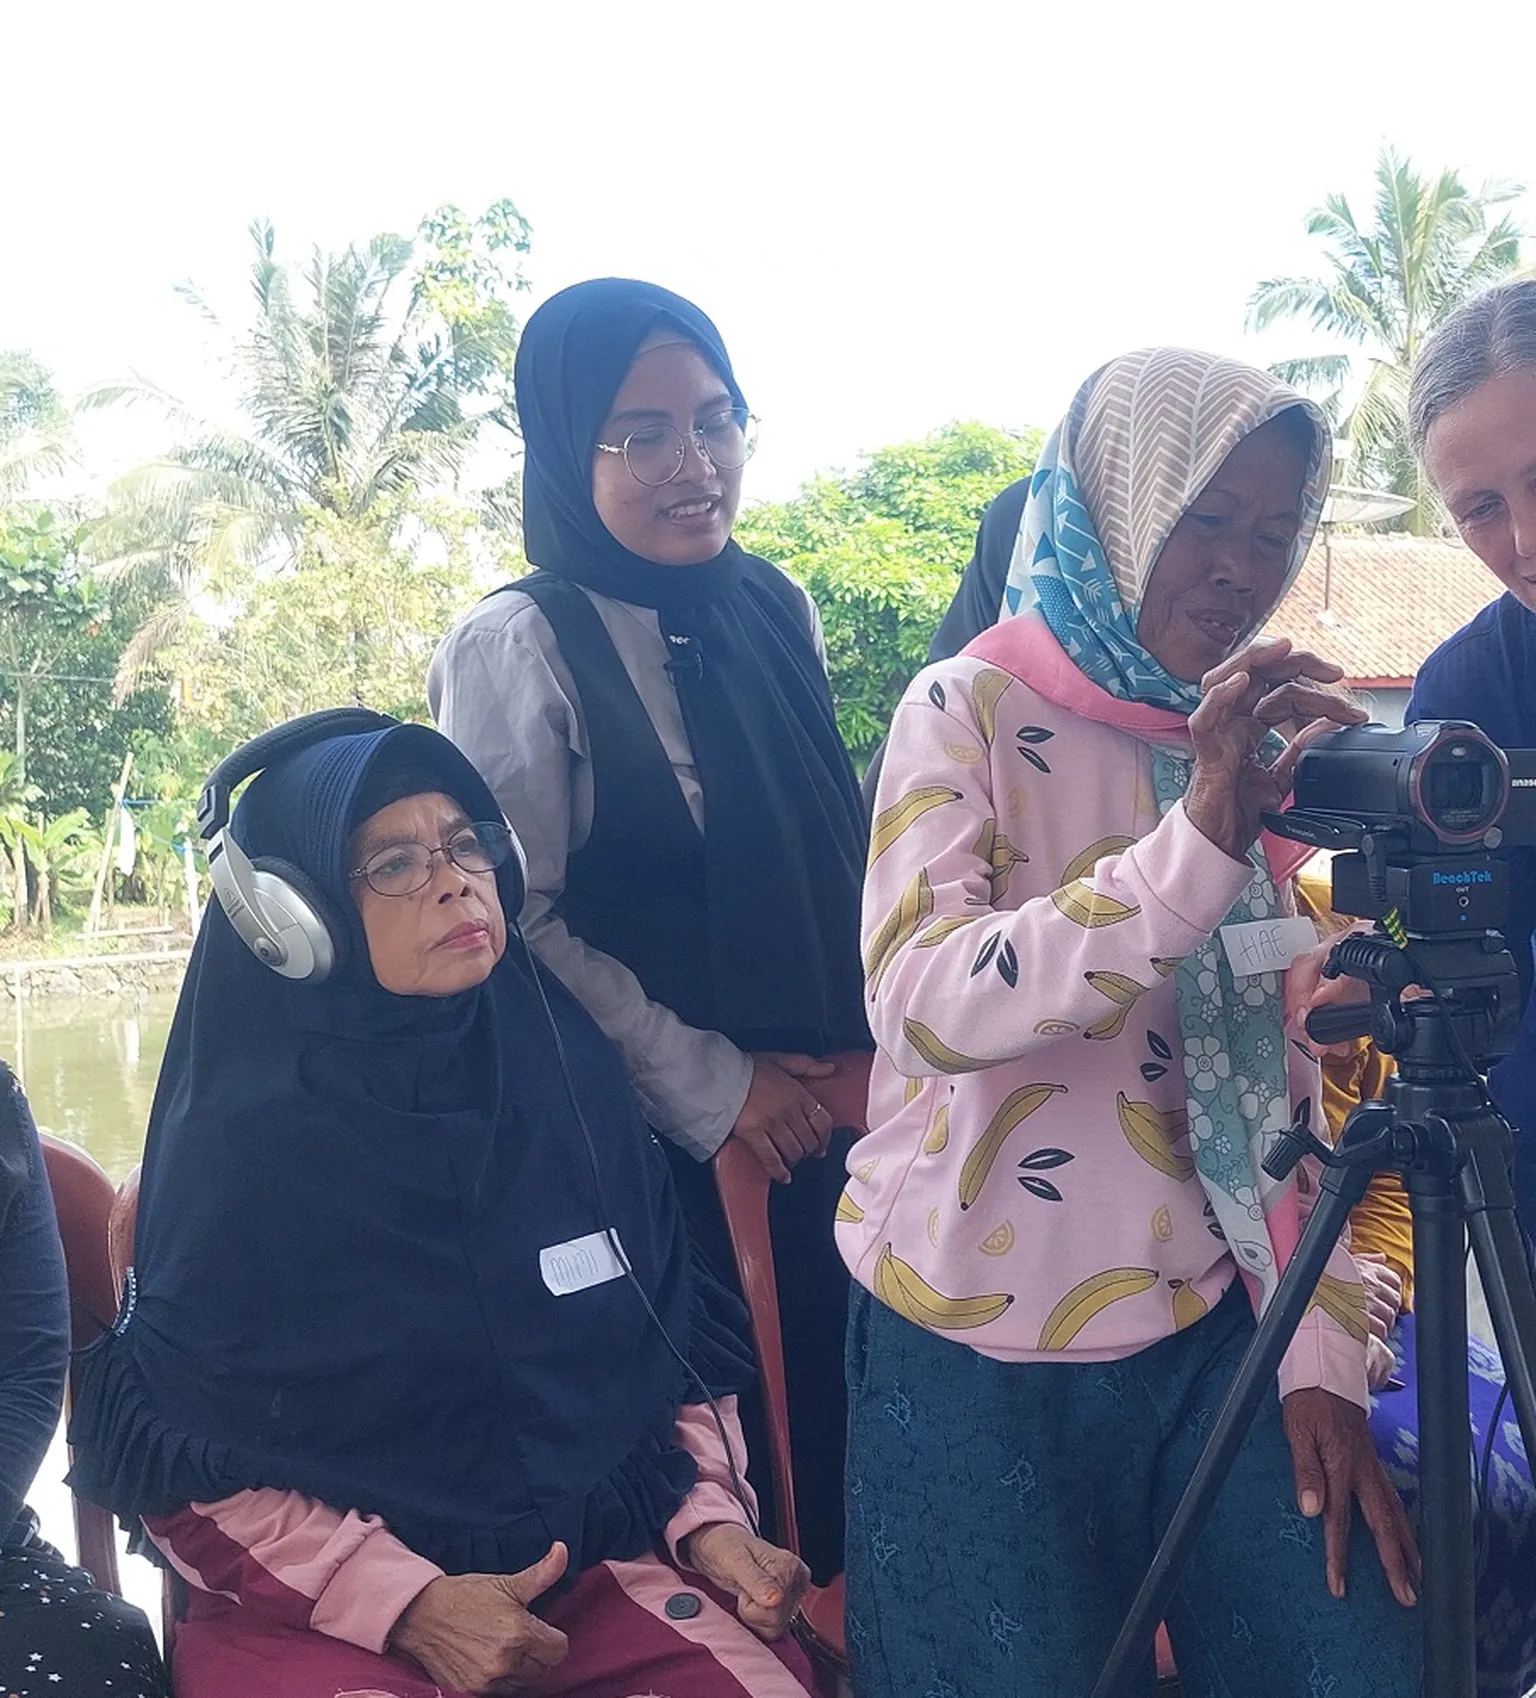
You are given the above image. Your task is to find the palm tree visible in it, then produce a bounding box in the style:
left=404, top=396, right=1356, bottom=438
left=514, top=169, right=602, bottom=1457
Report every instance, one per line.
left=90, top=203, right=528, bottom=691
left=0, top=351, right=73, bottom=505
left=1247, top=148, right=1526, bottom=532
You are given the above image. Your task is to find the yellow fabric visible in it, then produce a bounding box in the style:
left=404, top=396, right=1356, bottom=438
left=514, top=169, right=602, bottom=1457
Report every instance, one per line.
left=1295, top=864, right=1416, bottom=1307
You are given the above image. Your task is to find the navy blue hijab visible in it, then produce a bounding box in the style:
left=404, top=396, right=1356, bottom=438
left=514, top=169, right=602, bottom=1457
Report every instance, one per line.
left=68, top=721, right=747, bottom=1576
left=515, top=278, right=870, bottom=1053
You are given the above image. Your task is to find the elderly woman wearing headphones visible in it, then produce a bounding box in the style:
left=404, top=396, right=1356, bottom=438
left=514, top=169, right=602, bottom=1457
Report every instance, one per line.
left=67, top=711, right=815, bottom=1698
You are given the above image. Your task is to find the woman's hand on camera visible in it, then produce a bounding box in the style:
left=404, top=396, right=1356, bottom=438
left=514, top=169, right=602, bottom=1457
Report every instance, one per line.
left=682, top=1522, right=809, bottom=1640
left=389, top=1541, right=570, bottom=1693
left=730, top=1053, right=836, bottom=1182
left=1186, top=637, right=1367, bottom=863
left=1283, top=1388, right=1419, bottom=1607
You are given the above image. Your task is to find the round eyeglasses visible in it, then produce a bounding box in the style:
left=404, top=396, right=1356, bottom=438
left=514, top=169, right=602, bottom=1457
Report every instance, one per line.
left=348, top=822, right=515, bottom=898
left=595, top=406, right=760, bottom=488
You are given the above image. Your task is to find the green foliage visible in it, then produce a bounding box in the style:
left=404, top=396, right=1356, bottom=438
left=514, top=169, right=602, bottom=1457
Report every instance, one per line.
left=88, top=198, right=534, bottom=692
left=165, top=494, right=505, bottom=743
left=735, top=421, right=1040, bottom=765
left=0, top=511, right=99, bottom=776
left=1248, top=147, right=1527, bottom=531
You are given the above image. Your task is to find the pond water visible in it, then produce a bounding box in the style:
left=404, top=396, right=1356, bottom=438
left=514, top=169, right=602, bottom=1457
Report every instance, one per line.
left=9, top=989, right=179, bottom=1182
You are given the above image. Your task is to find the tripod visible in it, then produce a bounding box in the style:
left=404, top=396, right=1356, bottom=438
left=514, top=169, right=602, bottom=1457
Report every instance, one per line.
left=1092, top=931, right=1536, bottom=1698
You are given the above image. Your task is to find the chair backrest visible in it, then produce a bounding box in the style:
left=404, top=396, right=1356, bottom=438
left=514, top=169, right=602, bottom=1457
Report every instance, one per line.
left=38, top=1132, right=122, bottom=1596
left=712, top=1052, right=871, bottom=1563
left=714, top=1136, right=801, bottom=1552
left=109, top=1165, right=184, bottom=1652
left=109, top=1165, right=139, bottom=1293
left=714, top=1052, right=868, bottom=1693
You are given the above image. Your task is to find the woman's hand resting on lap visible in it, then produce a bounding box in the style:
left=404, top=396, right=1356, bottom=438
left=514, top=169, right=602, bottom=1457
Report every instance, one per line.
left=1184, top=637, right=1367, bottom=863
left=389, top=1541, right=569, bottom=1694
left=1282, top=1390, right=1419, bottom=1607
left=730, top=1053, right=836, bottom=1183
left=682, top=1522, right=810, bottom=1640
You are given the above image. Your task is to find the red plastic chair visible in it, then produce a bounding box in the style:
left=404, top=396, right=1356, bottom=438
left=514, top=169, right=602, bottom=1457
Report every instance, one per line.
left=38, top=1132, right=122, bottom=1595
left=714, top=1050, right=871, bottom=1697
left=110, top=1165, right=182, bottom=1655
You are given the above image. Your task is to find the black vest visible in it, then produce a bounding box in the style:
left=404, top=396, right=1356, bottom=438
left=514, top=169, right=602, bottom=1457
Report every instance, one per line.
left=518, top=571, right=813, bottom=1047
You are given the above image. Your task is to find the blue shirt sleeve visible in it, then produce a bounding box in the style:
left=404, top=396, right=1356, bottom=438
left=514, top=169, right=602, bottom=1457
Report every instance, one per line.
left=0, top=1082, right=69, bottom=1540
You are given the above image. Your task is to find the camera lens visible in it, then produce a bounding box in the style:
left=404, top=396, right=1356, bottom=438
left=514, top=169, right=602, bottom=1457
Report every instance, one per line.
left=1419, top=738, right=1504, bottom=837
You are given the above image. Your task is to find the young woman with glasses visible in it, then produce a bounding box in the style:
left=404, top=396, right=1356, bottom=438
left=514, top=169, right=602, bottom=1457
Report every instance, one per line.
left=428, top=279, right=871, bottom=1586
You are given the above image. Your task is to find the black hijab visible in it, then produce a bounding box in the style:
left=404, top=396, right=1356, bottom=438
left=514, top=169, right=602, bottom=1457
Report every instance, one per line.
left=926, top=476, right=1032, bottom=664
left=68, top=720, right=748, bottom=1576
left=515, top=278, right=870, bottom=1054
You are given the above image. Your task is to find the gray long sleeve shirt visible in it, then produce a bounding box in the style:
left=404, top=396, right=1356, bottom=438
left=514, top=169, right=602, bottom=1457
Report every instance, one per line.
left=427, top=581, right=826, bottom=1161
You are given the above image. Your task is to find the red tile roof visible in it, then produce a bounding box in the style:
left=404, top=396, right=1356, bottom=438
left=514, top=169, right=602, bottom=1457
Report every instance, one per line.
left=1263, top=535, right=1499, bottom=687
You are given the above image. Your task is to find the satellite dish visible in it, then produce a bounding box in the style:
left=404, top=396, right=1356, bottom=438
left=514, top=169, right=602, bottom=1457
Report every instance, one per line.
left=1321, top=484, right=1415, bottom=526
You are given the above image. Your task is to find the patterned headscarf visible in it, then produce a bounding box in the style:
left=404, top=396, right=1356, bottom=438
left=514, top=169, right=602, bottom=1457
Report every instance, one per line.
left=1004, top=347, right=1330, bottom=704
left=1005, top=348, right=1331, bottom=1310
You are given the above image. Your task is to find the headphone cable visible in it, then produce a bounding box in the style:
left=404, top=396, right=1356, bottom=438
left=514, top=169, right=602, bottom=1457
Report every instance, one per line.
left=515, top=924, right=762, bottom=1542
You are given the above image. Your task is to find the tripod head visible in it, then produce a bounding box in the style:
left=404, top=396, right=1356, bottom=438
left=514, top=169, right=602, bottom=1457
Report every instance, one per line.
left=1303, top=928, right=1521, bottom=1084
left=1260, top=914, right=1518, bottom=1190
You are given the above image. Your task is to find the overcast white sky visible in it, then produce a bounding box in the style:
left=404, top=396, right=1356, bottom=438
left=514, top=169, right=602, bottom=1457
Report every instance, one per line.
left=5, top=0, right=1536, bottom=501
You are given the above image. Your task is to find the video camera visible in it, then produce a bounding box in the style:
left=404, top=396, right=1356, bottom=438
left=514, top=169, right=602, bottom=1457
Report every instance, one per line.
left=1265, top=720, right=1536, bottom=939
left=1260, top=721, right=1536, bottom=1071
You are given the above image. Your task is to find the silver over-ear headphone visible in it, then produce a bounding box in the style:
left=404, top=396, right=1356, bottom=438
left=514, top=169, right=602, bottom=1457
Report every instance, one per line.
left=197, top=709, right=400, bottom=983
left=200, top=710, right=531, bottom=983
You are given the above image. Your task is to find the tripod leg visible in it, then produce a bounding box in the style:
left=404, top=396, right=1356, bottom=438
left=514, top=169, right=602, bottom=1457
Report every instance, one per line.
left=1090, top=1163, right=1370, bottom=1698
left=1460, top=1116, right=1536, bottom=1468
left=1406, top=1168, right=1476, bottom=1698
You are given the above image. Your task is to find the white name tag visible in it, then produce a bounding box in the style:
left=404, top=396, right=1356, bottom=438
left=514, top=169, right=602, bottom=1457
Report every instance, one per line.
left=539, top=1230, right=629, bottom=1298
left=1219, top=916, right=1319, bottom=979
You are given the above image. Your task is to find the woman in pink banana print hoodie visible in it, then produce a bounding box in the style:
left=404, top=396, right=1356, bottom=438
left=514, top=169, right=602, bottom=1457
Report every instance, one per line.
left=837, top=349, right=1421, bottom=1698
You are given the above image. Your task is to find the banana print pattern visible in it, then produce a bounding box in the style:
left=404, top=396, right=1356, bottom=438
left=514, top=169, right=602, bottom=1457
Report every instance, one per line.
left=969, top=817, right=1029, bottom=904
left=923, top=1101, right=950, bottom=1155
left=902, top=1018, right=988, bottom=1075
left=1169, top=1277, right=1209, bottom=1330
left=970, top=666, right=1013, bottom=748
left=1049, top=879, right=1141, bottom=928
left=1037, top=1267, right=1159, bottom=1350
left=1083, top=969, right=1150, bottom=1040
left=912, top=914, right=979, bottom=950
left=873, top=1243, right=1014, bottom=1332
left=1117, top=1093, right=1195, bottom=1181
left=864, top=868, right=933, bottom=995
left=957, top=1084, right=1068, bottom=1210
left=1305, top=1272, right=1371, bottom=1344
left=868, top=786, right=965, bottom=869
left=835, top=1191, right=865, bottom=1224
left=1060, top=835, right=1137, bottom=887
